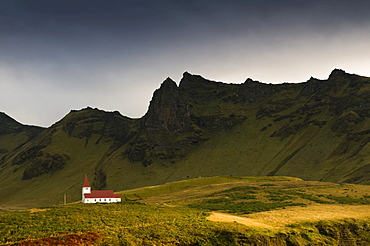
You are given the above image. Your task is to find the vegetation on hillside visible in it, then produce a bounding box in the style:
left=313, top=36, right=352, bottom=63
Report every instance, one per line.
left=1, top=176, right=370, bottom=245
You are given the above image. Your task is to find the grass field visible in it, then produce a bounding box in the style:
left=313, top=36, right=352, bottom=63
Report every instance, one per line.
left=1, top=176, right=370, bottom=245
left=209, top=204, right=370, bottom=228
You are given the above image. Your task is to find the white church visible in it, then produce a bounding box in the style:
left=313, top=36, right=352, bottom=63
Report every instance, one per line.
left=82, top=174, right=121, bottom=203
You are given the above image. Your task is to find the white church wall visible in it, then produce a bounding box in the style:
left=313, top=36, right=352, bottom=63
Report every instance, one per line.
left=82, top=197, right=121, bottom=203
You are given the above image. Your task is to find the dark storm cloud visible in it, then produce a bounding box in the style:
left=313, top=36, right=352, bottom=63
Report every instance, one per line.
left=1, top=0, right=370, bottom=126
left=3, top=1, right=368, bottom=40
left=2, top=0, right=370, bottom=56
left=4, top=1, right=370, bottom=27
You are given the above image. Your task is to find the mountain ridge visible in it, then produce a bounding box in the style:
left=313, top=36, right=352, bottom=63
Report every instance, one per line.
left=1, top=68, right=370, bottom=210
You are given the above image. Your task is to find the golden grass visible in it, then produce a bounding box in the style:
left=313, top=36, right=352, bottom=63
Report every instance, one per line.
left=28, top=208, right=50, bottom=213
left=208, top=212, right=275, bottom=229
left=209, top=204, right=370, bottom=229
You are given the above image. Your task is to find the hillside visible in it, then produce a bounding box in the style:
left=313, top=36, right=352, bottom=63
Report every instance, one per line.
left=1, top=69, right=370, bottom=210
left=0, top=112, right=43, bottom=163
left=1, top=176, right=370, bottom=245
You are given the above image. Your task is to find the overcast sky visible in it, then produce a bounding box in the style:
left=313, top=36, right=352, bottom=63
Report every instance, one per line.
left=1, top=0, right=370, bottom=127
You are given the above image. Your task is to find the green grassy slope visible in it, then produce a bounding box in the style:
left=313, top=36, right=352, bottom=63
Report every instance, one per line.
left=1, top=69, right=370, bottom=211
left=0, top=108, right=139, bottom=211
left=117, top=176, right=370, bottom=208
left=0, top=112, right=43, bottom=162
left=1, top=176, right=370, bottom=245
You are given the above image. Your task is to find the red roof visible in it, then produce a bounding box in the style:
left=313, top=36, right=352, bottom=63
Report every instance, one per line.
left=83, top=174, right=90, bottom=187
left=84, top=190, right=121, bottom=199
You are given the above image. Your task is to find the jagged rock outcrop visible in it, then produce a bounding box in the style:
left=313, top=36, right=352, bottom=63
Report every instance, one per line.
left=125, top=77, right=203, bottom=166
left=144, top=77, right=192, bottom=133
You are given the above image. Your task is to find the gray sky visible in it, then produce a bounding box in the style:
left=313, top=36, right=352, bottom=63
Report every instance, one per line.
left=1, top=0, right=370, bottom=127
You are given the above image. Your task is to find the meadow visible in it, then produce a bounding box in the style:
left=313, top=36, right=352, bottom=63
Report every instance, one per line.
left=1, top=176, right=370, bottom=245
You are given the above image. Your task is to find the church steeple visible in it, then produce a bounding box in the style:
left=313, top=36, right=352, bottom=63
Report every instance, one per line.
left=83, top=174, right=90, bottom=187
left=82, top=174, right=91, bottom=201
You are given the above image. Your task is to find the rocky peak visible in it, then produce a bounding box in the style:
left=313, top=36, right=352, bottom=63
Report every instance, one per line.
left=144, top=77, right=191, bottom=133
left=182, top=71, right=192, bottom=80
left=161, top=77, right=178, bottom=90
left=328, top=69, right=348, bottom=79
left=243, top=78, right=264, bottom=87
left=244, top=78, right=254, bottom=84
left=179, top=72, right=211, bottom=90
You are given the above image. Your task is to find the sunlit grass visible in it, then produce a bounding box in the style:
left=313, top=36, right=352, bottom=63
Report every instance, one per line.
left=1, top=176, right=370, bottom=245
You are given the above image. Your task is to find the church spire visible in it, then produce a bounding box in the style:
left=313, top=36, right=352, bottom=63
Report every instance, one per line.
left=83, top=174, right=90, bottom=187
left=82, top=174, right=91, bottom=202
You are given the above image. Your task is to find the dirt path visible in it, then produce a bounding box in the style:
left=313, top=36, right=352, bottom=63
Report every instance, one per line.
left=208, top=204, right=370, bottom=229
left=208, top=212, right=276, bottom=229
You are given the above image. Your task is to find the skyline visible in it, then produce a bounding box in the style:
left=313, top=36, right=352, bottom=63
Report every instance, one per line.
left=1, top=0, right=370, bottom=126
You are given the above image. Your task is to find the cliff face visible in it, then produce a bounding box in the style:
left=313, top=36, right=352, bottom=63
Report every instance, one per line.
left=124, top=72, right=276, bottom=166
left=144, top=77, right=192, bottom=133
left=130, top=69, right=370, bottom=184
left=125, top=77, right=202, bottom=166
left=2, top=69, right=370, bottom=209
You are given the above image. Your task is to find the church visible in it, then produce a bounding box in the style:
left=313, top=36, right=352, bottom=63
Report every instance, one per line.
left=82, top=174, right=121, bottom=203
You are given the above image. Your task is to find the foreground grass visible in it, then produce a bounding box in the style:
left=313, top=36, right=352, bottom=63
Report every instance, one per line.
left=2, top=202, right=370, bottom=246
left=1, top=202, right=262, bottom=245
left=1, top=176, right=370, bottom=245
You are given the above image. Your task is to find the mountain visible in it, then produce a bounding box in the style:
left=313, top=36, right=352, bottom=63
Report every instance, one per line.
left=1, top=69, right=370, bottom=210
